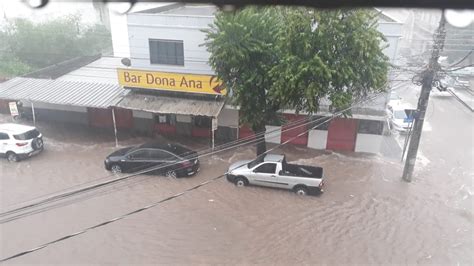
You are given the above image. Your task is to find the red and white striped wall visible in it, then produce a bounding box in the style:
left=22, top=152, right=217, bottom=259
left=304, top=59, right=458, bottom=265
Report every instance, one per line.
left=239, top=114, right=384, bottom=154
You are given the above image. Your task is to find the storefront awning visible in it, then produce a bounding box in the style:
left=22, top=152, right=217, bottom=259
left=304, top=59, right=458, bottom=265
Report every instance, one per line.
left=0, top=77, right=124, bottom=109
left=116, top=93, right=225, bottom=117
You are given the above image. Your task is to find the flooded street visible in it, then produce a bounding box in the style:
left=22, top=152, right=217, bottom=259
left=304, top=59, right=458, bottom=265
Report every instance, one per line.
left=0, top=87, right=473, bottom=265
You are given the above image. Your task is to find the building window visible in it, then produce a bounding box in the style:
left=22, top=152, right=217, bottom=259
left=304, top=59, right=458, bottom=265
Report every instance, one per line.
left=155, top=114, right=176, bottom=125
left=357, top=119, right=384, bottom=135
left=149, top=39, right=184, bottom=66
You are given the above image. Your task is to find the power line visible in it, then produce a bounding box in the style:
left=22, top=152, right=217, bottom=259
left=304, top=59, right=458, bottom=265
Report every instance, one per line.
left=0, top=115, right=324, bottom=221
left=0, top=91, right=387, bottom=262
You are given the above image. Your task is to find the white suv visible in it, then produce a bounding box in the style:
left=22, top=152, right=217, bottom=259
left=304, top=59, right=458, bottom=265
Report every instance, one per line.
left=0, top=123, right=44, bottom=162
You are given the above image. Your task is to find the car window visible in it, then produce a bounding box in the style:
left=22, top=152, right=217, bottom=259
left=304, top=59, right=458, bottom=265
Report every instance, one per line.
left=129, top=150, right=150, bottom=160
left=254, top=163, right=277, bottom=174
left=394, top=110, right=407, bottom=119
left=149, top=149, right=176, bottom=161
left=0, top=132, right=9, bottom=140
left=13, top=129, right=40, bottom=140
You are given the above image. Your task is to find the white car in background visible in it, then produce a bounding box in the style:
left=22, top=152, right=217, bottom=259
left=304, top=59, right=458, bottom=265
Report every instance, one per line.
left=386, top=104, right=415, bottom=132
left=0, top=123, right=44, bottom=162
left=388, top=91, right=403, bottom=106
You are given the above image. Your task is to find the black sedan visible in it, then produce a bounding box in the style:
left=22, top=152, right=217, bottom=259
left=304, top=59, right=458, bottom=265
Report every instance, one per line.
left=104, top=142, right=199, bottom=178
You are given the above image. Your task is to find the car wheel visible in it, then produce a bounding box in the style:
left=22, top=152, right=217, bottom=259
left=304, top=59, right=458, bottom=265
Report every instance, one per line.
left=166, top=170, right=177, bottom=178
left=6, top=152, right=19, bottom=162
left=32, top=138, right=43, bottom=150
left=235, top=177, right=248, bottom=187
left=111, top=164, right=122, bottom=174
left=294, top=186, right=308, bottom=196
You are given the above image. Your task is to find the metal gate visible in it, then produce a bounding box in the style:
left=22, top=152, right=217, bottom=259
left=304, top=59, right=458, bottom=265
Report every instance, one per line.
left=326, top=118, right=357, bottom=151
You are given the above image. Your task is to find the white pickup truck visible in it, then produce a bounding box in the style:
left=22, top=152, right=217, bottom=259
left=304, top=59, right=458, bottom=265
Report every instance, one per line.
left=226, top=154, right=324, bottom=196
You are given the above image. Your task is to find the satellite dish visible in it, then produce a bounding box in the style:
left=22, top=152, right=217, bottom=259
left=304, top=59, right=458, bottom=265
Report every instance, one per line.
left=121, top=58, right=131, bottom=67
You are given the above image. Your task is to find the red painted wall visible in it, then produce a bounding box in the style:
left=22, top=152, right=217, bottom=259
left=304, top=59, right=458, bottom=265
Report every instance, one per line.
left=192, top=127, right=211, bottom=137
left=239, top=125, right=255, bottom=140
left=87, top=108, right=133, bottom=129
left=281, top=114, right=308, bottom=146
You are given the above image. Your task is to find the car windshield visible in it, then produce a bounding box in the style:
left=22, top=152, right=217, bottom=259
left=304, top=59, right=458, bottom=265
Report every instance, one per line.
left=390, top=93, right=399, bottom=100
left=247, top=155, right=264, bottom=168
left=13, top=129, right=40, bottom=140
left=393, top=110, right=407, bottom=119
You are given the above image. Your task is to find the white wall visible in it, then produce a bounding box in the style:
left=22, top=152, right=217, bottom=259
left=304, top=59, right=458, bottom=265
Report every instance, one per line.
left=355, top=133, right=383, bottom=153
left=23, top=102, right=87, bottom=113
left=308, top=130, right=328, bottom=150
left=133, top=110, right=153, bottom=119
left=176, top=114, right=191, bottom=123
left=217, top=108, right=239, bottom=127
left=109, top=11, right=131, bottom=58
left=265, top=125, right=281, bottom=144
left=127, top=13, right=214, bottom=75
left=377, top=22, right=403, bottom=62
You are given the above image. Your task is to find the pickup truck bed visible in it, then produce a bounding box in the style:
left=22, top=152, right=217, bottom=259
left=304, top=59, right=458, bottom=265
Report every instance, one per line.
left=279, top=163, right=323, bottom=179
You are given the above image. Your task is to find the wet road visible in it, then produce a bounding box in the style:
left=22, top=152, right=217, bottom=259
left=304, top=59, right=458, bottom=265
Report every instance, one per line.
left=0, top=84, right=472, bottom=265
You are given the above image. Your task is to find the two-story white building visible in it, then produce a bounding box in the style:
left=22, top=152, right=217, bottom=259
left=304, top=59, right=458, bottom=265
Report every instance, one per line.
left=108, top=3, right=402, bottom=153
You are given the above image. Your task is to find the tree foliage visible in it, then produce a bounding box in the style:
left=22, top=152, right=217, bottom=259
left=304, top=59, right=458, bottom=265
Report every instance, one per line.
left=0, top=15, right=111, bottom=77
left=206, top=7, right=390, bottom=155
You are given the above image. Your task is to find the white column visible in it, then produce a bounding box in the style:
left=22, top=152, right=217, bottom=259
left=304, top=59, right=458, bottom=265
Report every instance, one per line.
left=31, top=101, right=36, bottom=125
left=111, top=108, right=119, bottom=147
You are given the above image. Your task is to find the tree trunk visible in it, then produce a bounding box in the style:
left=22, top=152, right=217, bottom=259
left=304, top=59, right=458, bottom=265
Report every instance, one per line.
left=253, top=123, right=267, bottom=156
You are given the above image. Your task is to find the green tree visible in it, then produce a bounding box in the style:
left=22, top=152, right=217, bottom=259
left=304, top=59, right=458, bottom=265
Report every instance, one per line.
left=0, top=15, right=112, bottom=77
left=204, top=7, right=389, bottom=155
left=204, top=8, right=280, bottom=155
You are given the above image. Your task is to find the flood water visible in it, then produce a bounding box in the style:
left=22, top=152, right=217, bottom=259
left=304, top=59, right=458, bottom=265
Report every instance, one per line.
left=0, top=111, right=472, bottom=265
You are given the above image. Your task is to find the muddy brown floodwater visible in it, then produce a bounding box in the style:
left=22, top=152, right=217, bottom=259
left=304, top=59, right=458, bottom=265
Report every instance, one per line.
left=0, top=114, right=472, bottom=265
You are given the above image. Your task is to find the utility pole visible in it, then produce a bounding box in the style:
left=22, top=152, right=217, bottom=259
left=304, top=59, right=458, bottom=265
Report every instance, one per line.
left=402, top=14, right=447, bottom=182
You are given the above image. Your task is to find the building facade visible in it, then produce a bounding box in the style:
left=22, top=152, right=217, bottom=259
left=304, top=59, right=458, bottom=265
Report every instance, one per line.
left=0, top=4, right=403, bottom=154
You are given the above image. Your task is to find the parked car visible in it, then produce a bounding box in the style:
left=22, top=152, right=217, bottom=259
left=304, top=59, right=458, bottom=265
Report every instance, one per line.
left=388, top=91, right=403, bottom=106
left=226, top=154, right=324, bottom=196
left=104, top=142, right=199, bottom=178
left=0, top=123, right=44, bottom=162
left=386, top=103, right=415, bottom=132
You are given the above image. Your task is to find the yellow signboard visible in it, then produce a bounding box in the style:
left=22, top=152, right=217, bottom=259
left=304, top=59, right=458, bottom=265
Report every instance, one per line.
left=117, top=68, right=226, bottom=96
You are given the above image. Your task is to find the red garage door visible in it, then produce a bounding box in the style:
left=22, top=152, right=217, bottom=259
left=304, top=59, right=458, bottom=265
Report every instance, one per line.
left=281, top=114, right=308, bottom=146
left=326, top=118, right=357, bottom=151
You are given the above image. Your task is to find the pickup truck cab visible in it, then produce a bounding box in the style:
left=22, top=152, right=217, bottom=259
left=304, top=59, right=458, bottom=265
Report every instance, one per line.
left=226, top=154, right=324, bottom=196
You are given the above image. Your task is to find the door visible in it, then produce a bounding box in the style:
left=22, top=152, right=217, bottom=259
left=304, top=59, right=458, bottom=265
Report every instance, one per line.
left=148, top=149, right=177, bottom=174
left=125, top=149, right=154, bottom=173
left=0, top=132, right=10, bottom=154
left=249, top=163, right=284, bottom=188
left=326, top=118, right=358, bottom=151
